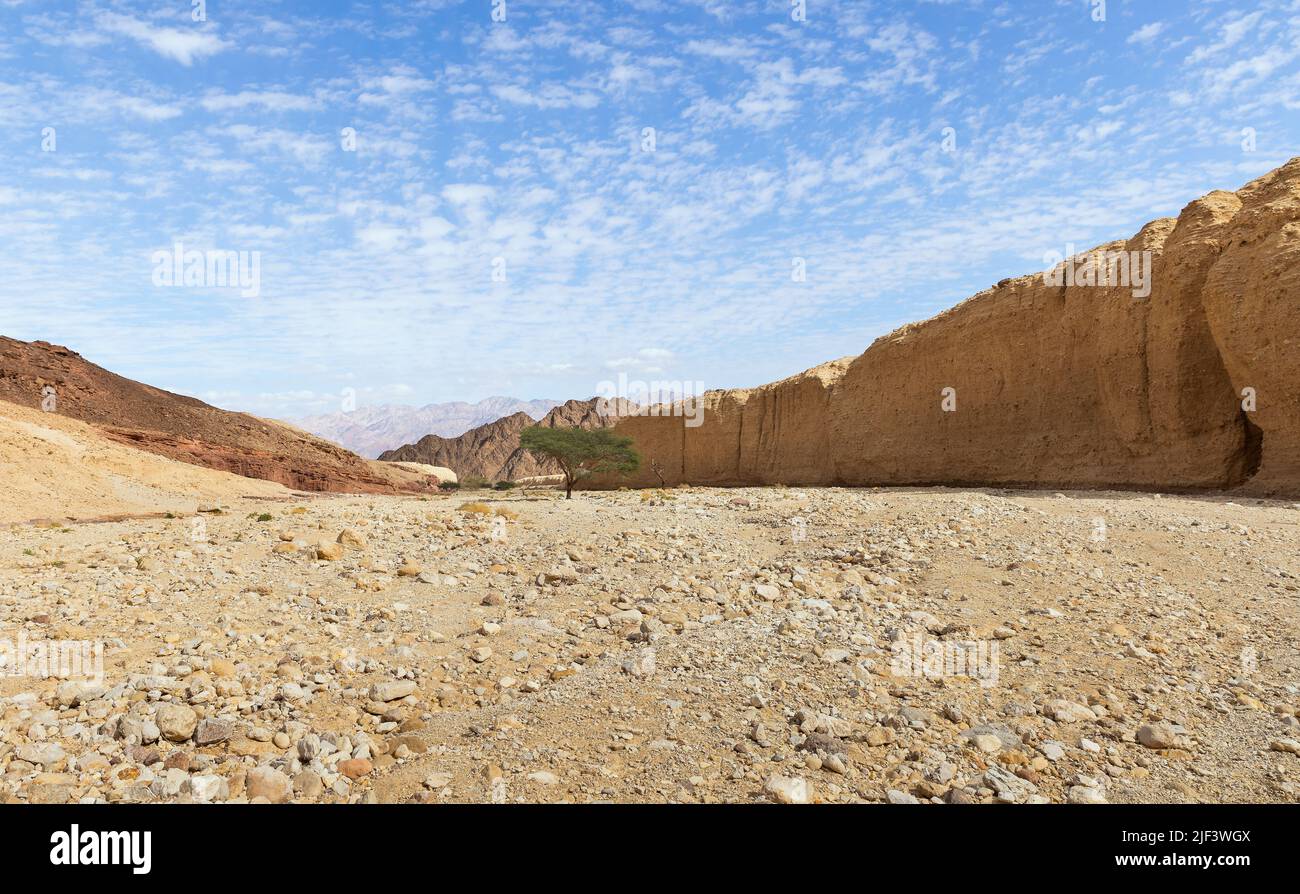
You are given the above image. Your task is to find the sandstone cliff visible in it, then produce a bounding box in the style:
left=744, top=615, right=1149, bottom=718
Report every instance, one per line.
left=606, top=159, right=1300, bottom=497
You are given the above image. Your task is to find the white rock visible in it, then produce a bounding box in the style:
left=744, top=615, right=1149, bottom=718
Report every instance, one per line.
left=764, top=775, right=810, bottom=804
left=1136, top=722, right=1180, bottom=750
left=621, top=649, right=656, bottom=679
left=1045, top=699, right=1096, bottom=723
left=424, top=772, right=453, bottom=790
left=189, top=774, right=229, bottom=803
left=369, top=680, right=417, bottom=702
left=1067, top=785, right=1108, bottom=804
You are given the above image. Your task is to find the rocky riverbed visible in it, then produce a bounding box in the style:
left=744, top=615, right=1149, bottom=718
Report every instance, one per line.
left=2, top=486, right=1297, bottom=804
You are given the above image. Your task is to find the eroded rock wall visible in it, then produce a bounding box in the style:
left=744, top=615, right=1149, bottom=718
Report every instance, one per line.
left=607, top=159, right=1300, bottom=497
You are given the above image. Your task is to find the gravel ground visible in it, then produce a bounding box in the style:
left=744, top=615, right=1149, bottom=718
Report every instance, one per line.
left=2, top=485, right=1298, bottom=804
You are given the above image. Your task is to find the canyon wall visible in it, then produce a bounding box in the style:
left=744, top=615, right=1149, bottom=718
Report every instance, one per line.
left=608, top=158, right=1300, bottom=497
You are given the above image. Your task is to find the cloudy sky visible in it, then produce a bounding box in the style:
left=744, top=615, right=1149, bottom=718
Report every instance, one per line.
left=0, top=0, right=1296, bottom=418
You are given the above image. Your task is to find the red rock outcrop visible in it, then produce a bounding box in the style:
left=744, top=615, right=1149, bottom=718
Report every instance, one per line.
left=0, top=338, right=433, bottom=494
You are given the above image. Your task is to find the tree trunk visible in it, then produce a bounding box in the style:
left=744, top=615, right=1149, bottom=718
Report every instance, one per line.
left=565, top=480, right=573, bottom=499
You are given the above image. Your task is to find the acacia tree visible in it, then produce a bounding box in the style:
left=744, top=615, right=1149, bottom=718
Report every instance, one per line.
left=518, top=426, right=640, bottom=499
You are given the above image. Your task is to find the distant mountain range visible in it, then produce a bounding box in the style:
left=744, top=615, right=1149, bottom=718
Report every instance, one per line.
left=293, top=397, right=564, bottom=458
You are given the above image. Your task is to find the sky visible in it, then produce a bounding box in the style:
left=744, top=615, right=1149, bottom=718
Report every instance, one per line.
left=0, top=0, right=1296, bottom=419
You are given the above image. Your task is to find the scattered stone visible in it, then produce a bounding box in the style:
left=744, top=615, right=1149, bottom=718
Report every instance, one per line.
left=337, top=529, right=367, bottom=549
left=155, top=704, right=198, bottom=743
left=1068, top=785, right=1108, bottom=804
left=190, top=775, right=229, bottom=803
left=370, top=680, right=417, bottom=702
left=764, top=775, right=811, bottom=805
left=984, top=766, right=1037, bottom=803
left=1137, top=723, right=1180, bottom=750
left=338, top=758, right=373, bottom=780
left=194, top=718, right=232, bottom=746
left=246, top=767, right=293, bottom=803
left=622, top=649, right=656, bottom=679
left=424, top=772, right=453, bottom=790
left=1045, top=699, right=1096, bottom=723
left=294, top=771, right=324, bottom=798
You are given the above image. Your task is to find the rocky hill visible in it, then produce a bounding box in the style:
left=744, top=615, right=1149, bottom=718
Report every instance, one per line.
left=294, top=397, right=562, bottom=458
left=379, top=411, right=538, bottom=481
left=380, top=398, right=636, bottom=481
left=0, top=338, right=438, bottom=494
left=606, top=159, right=1300, bottom=497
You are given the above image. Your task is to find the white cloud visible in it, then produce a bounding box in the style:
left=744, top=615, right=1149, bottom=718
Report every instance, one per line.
left=684, top=38, right=760, bottom=61
left=491, top=83, right=601, bottom=109
left=1128, top=23, right=1166, bottom=45
left=114, top=95, right=184, bottom=121
left=200, top=91, right=321, bottom=112
left=97, top=12, right=231, bottom=66
left=1186, top=11, right=1263, bottom=65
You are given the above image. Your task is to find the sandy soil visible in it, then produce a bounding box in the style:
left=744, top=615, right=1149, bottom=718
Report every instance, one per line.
left=0, top=400, right=290, bottom=524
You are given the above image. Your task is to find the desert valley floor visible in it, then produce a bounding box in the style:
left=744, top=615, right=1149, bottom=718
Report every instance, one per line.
left=2, top=485, right=1298, bottom=805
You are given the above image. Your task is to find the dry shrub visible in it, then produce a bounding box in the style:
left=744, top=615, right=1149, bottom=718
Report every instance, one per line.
left=639, top=489, right=675, bottom=503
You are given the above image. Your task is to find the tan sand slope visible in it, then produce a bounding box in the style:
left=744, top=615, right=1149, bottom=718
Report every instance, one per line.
left=381, top=461, right=458, bottom=484
left=0, top=399, right=289, bottom=524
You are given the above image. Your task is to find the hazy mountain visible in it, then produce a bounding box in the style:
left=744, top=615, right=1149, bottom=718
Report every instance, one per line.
left=294, top=397, right=563, bottom=458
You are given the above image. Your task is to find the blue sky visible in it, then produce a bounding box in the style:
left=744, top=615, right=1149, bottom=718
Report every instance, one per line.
left=1, top=0, right=1296, bottom=419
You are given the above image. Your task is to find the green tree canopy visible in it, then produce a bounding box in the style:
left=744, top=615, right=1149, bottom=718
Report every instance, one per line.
left=518, top=426, right=640, bottom=499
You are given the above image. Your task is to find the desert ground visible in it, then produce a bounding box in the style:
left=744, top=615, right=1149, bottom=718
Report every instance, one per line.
left=2, top=483, right=1298, bottom=805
